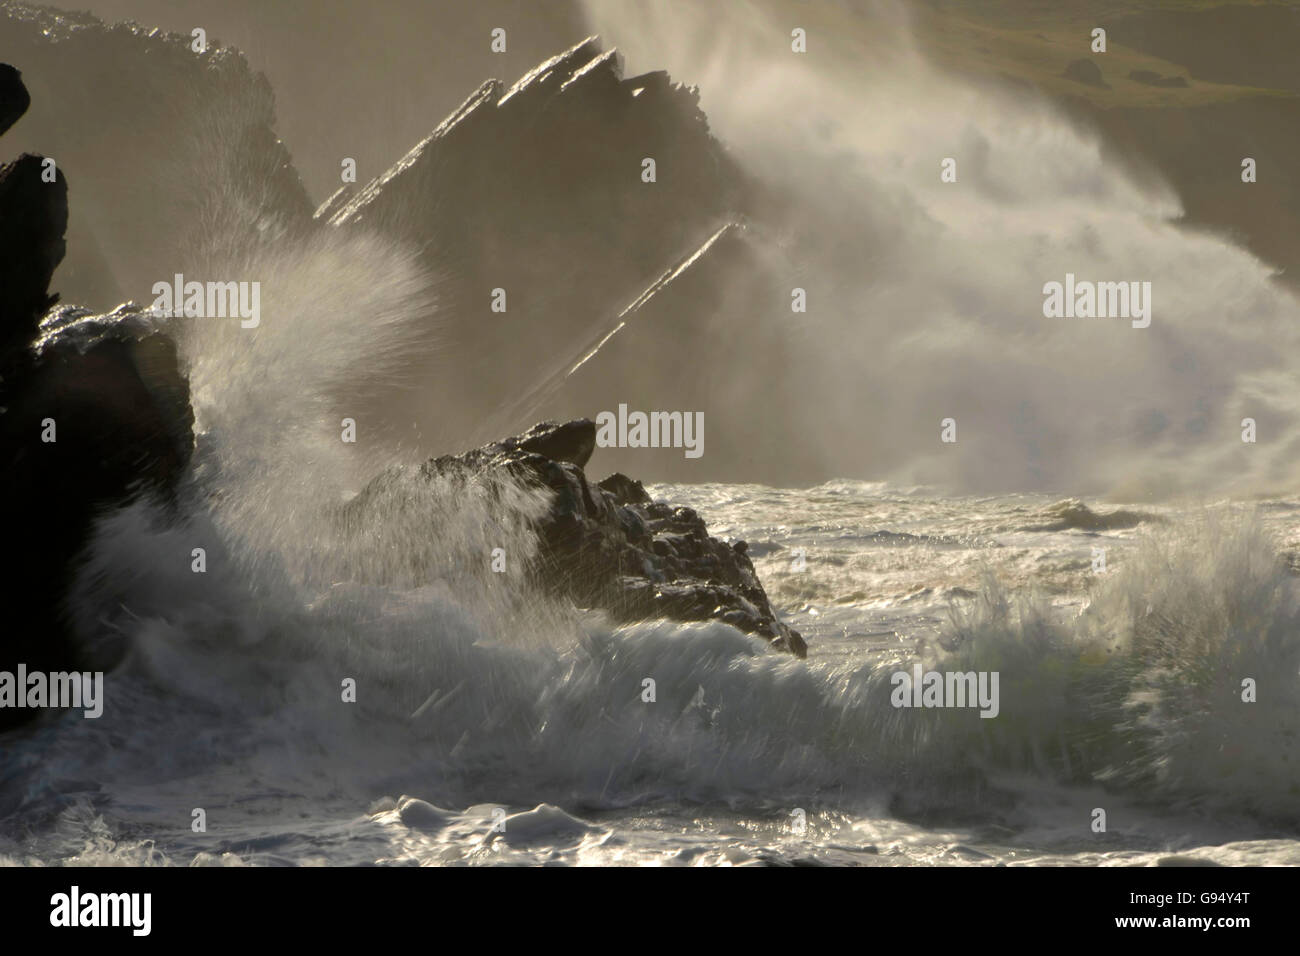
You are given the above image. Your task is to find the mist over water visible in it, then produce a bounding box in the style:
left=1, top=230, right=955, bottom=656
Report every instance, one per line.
left=180, top=230, right=436, bottom=560
left=6, top=0, right=1300, bottom=869
left=583, top=0, right=1300, bottom=497
left=50, top=209, right=1300, bottom=844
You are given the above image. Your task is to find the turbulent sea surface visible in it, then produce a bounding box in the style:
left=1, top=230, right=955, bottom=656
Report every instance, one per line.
left=5, top=0, right=1300, bottom=870
left=3, top=481, right=1299, bottom=867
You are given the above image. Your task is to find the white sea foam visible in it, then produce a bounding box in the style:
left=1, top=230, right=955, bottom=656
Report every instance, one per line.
left=4, top=0, right=1299, bottom=868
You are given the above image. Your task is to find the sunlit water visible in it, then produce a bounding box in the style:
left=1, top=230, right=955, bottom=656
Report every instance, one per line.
left=4, top=479, right=1298, bottom=866
left=5, top=0, right=1300, bottom=869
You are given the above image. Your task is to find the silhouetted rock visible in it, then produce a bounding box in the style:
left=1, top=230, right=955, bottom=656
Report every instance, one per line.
left=0, top=62, right=28, bottom=135
left=323, top=37, right=753, bottom=452
left=0, top=54, right=195, bottom=730
left=0, top=152, right=66, bottom=354
left=596, top=472, right=651, bottom=506
left=0, top=302, right=194, bottom=731
left=361, top=418, right=806, bottom=657
left=0, top=3, right=315, bottom=308
left=457, top=418, right=597, bottom=470
left=537, top=221, right=809, bottom=484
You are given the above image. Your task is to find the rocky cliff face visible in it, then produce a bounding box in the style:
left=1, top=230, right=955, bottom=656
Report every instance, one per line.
left=0, top=30, right=808, bottom=727
left=321, top=36, right=759, bottom=454
left=0, top=1, right=315, bottom=308
left=0, top=65, right=194, bottom=729
left=5, top=9, right=804, bottom=482
left=535, top=222, right=814, bottom=484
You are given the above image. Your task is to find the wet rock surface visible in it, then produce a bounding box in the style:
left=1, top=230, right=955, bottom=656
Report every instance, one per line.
left=410, top=419, right=805, bottom=657
left=0, top=29, right=806, bottom=737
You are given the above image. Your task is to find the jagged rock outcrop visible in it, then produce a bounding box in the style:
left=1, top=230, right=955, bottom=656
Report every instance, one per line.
left=0, top=152, right=66, bottom=355
left=0, top=62, right=29, bottom=135
left=357, top=418, right=806, bottom=657
left=532, top=221, right=815, bottom=484
left=4, top=18, right=803, bottom=483
left=322, top=37, right=755, bottom=452
left=0, top=62, right=194, bottom=731
left=0, top=2, right=315, bottom=308
left=0, top=26, right=808, bottom=737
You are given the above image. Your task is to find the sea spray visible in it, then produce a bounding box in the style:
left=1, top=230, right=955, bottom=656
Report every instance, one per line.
left=906, top=511, right=1300, bottom=820
left=580, top=0, right=1300, bottom=496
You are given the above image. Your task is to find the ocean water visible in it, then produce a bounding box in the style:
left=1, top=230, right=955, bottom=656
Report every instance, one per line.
left=3, top=477, right=1299, bottom=867
left=4, top=0, right=1300, bottom=868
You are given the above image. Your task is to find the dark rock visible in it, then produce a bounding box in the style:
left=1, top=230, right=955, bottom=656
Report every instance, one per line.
left=538, top=221, right=806, bottom=485
left=0, top=63, right=60, bottom=328
left=0, top=59, right=195, bottom=730
left=0, top=304, right=194, bottom=727
left=0, top=5, right=316, bottom=308
left=1062, top=58, right=1108, bottom=89
left=323, top=37, right=753, bottom=452
left=0, top=62, right=29, bottom=136
left=511, top=419, right=596, bottom=468
left=596, top=472, right=651, bottom=506
left=355, top=418, right=806, bottom=657
left=0, top=152, right=66, bottom=356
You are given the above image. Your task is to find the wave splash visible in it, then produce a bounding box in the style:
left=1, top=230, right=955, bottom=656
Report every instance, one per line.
left=581, top=0, right=1300, bottom=497
left=7, top=206, right=1292, bottom=835
left=5, top=5, right=1299, bottom=865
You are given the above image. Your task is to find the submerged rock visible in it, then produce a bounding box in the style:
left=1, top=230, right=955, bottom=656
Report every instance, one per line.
left=389, top=418, right=806, bottom=657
